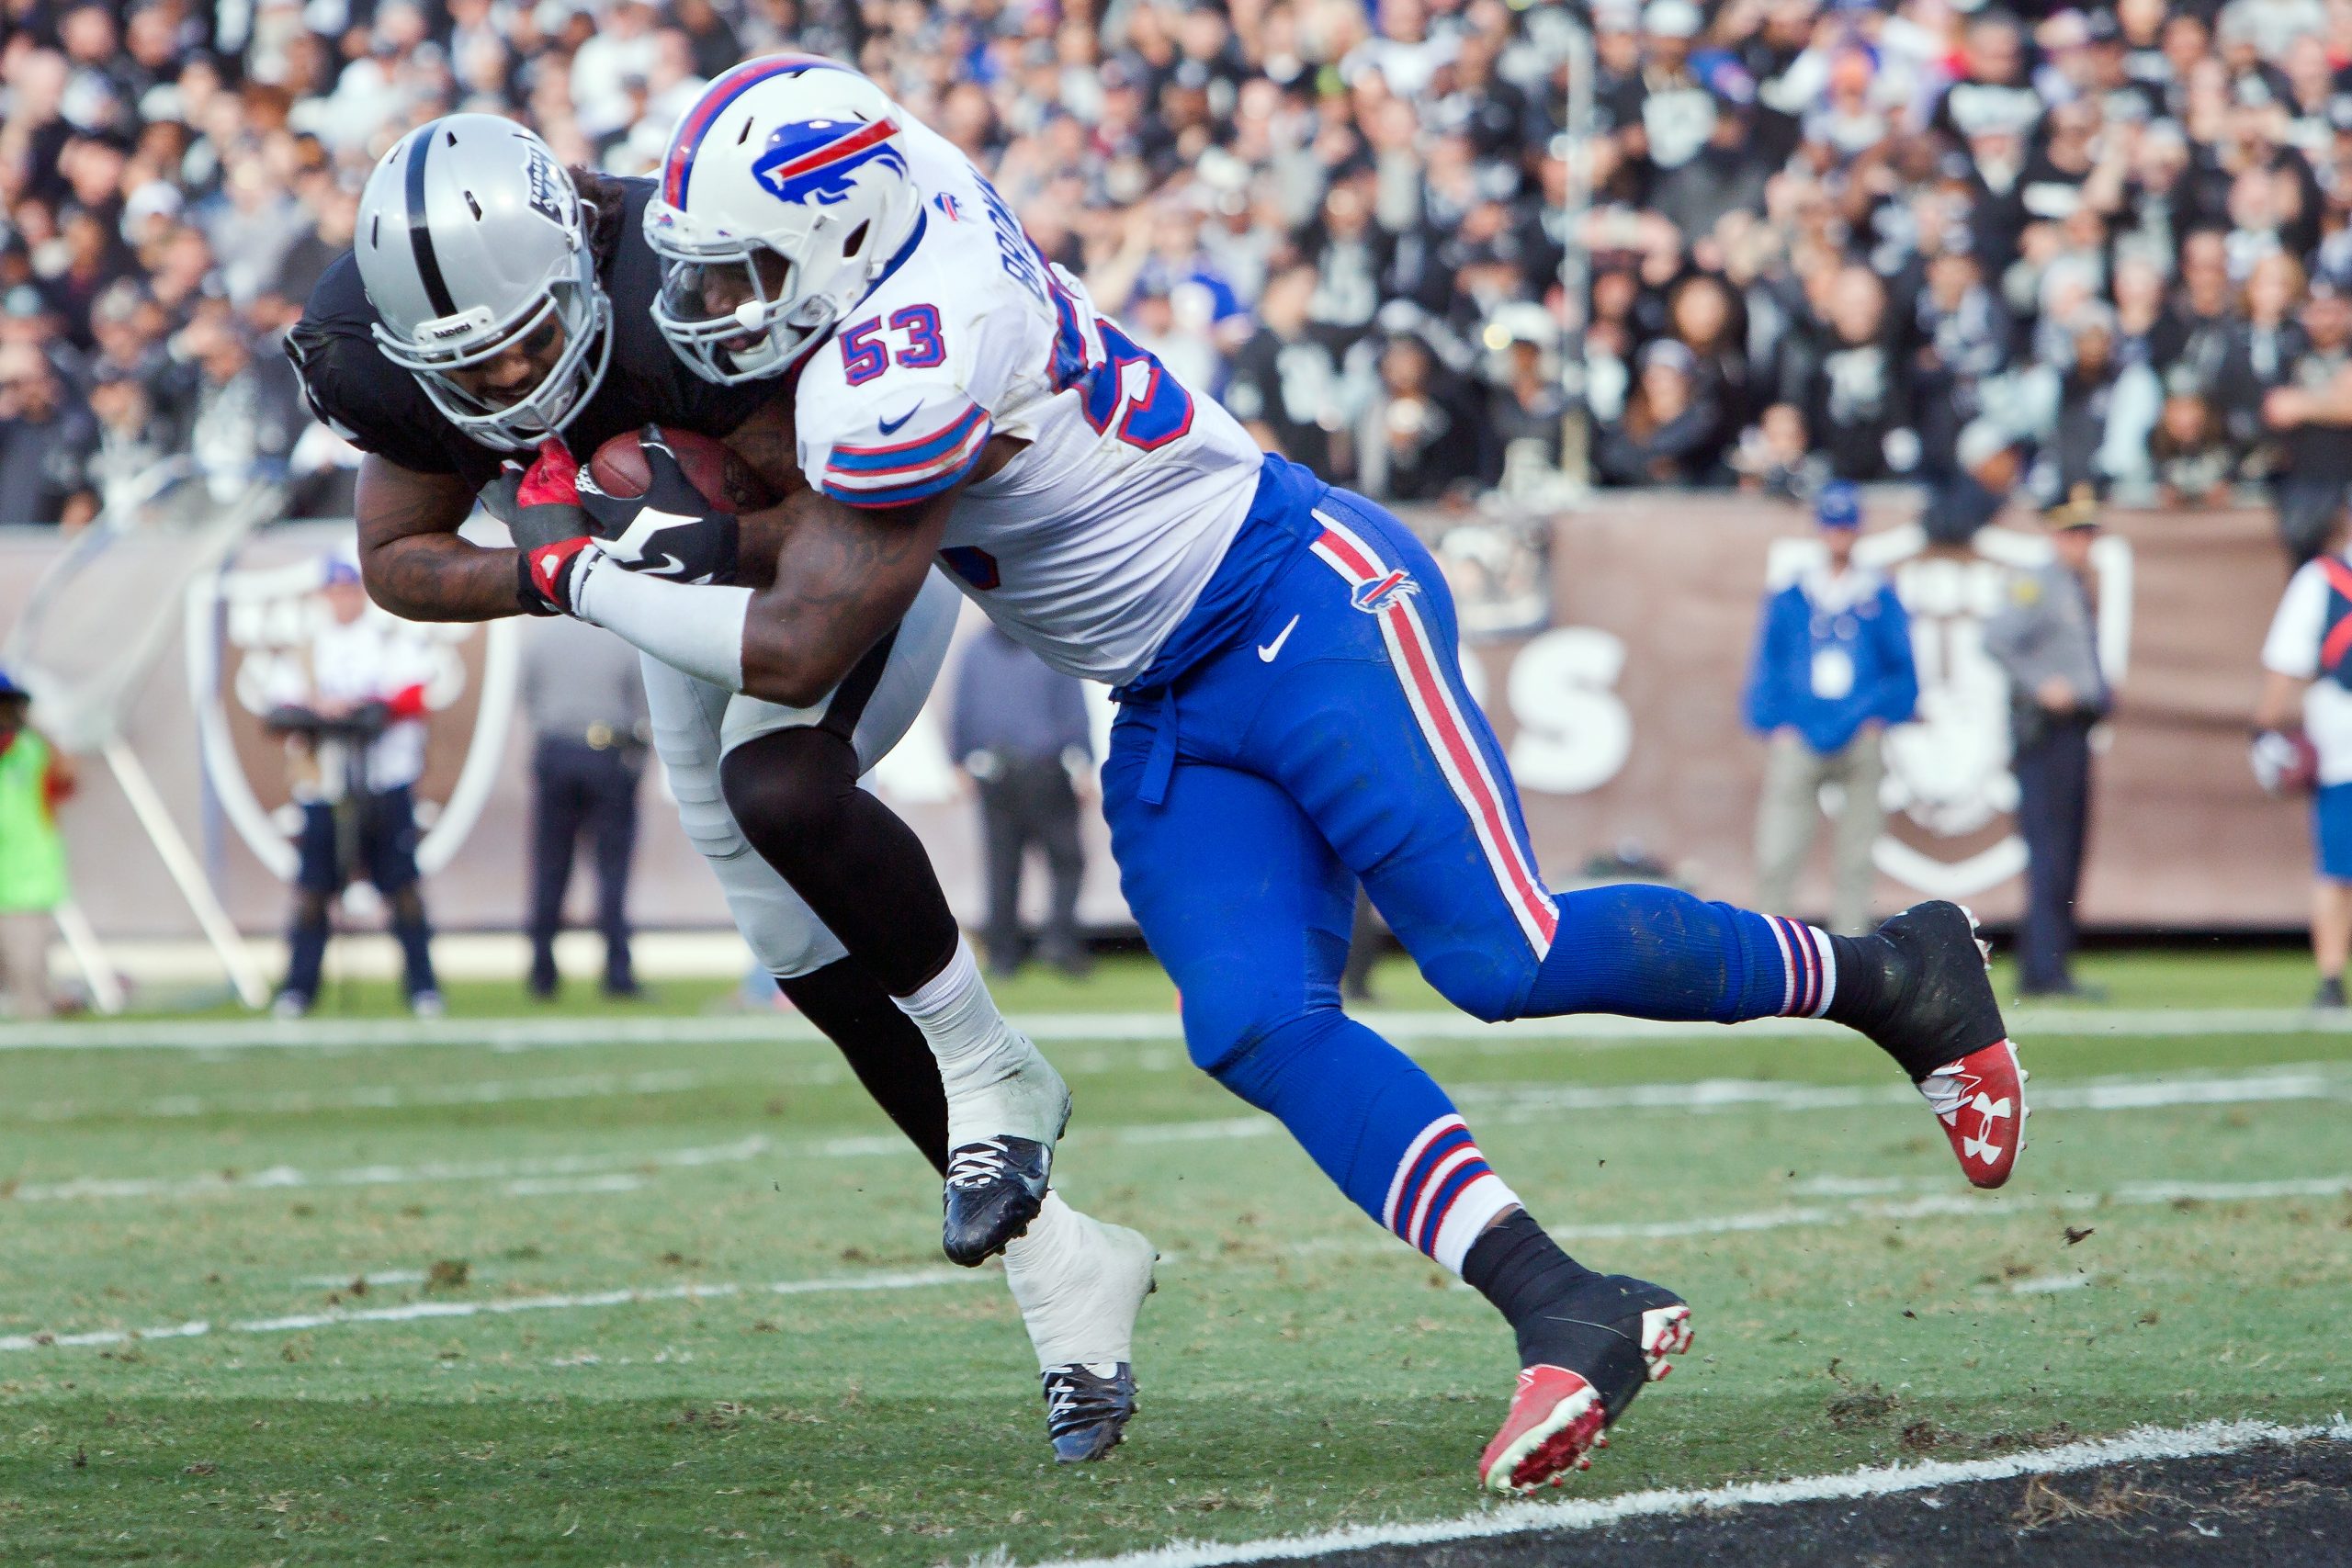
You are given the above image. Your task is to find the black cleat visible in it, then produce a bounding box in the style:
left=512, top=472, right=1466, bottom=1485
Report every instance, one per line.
left=1041, top=1361, right=1138, bottom=1462
left=1846, top=901, right=2007, bottom=1072
left=1848, top=901, right=2028, bottom=1188
left=1480, top=1274, right=1691, bottom=1494
left=942, top=1136, right=1054, bottom=1266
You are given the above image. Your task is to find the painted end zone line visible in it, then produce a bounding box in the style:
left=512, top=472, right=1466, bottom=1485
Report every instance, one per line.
left=0, top=1267, right=974, bottom=1354
left=1020, top=1417, right=2352, bottom=1568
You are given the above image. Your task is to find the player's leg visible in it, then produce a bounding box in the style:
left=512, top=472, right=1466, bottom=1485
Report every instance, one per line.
left=1102, top=739, right=1685, bottom=1492
left=646, top=652, right=1153, bottom=1460
left=713, top=570, right=1073, bottom=1265
left=1241, top=491, right=2023, bottom=1186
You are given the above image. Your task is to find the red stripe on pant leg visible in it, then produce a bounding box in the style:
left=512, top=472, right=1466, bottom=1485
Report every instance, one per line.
left=1383, top=601, right=1558, bottom=945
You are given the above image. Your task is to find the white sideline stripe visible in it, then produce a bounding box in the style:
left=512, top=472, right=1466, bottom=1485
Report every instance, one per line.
left=1022, top=1418, right=2352, bottom=1568
left=1453, top=1065, right=2352, bottom=1118
left=9, top=1056, right=2338, bottom=1129
left=2, top=1134, right=786, bottom=1202
left=10, top=1066, right=2346, bottom=1205
left=13, top=1005, right=2352, bottom=1052
left=2, top=1047, right=1202, bottom=1125
left=0, top=1268, right=972, bottom=1355
left=3, top=1067, right=741, bottom=1123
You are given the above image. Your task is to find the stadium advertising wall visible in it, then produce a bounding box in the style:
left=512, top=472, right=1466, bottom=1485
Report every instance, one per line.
left=1444, top=497, right=2299, bottom=929
left=0, top=500, right=2311, bottom=941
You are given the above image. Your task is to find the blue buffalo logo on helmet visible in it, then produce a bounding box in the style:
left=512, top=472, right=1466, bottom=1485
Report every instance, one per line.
left=1351, top=569, right=1419, bottom=615
left=751, top=118, right=910, bottom=208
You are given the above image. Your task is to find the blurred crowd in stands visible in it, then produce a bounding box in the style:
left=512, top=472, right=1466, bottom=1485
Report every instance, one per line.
left=6, top=0, right=2352, bottom=551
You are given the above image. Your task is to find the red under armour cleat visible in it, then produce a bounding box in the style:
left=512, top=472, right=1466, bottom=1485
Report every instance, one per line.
left=1477, top=1285, right=1692, bottom=1495
left=1850, top=902, right=2031, bottom=1189
left=1917, top=1038, right=2029, bottom=1189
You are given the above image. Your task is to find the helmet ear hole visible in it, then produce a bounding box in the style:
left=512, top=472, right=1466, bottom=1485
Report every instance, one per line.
left=842, top=220, right=870, bottom=259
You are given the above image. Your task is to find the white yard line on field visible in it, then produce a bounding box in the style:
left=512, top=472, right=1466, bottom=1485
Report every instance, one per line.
left=8, top=1006, right=2352, bottom=1054
left=1452, top=1064, right=2352, bottom=1119
left=0, top=1267, right=975, bottom=1354
left=7, top=1175, right=2344, bottom=1355
left=1, top=1051, right=1204, bottom=1126
left=9, top=1065, right=2347, bottom=1205
left=1018, top=1418, right=2352, bottom=1568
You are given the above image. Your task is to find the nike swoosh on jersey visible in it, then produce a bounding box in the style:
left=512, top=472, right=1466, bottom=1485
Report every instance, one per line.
left=1258, top=614, right=1301, bottom=662
left=878, top=404, right=922, bottom=435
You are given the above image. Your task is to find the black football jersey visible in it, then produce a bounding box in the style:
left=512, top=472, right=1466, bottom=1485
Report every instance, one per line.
left=286, top=176, right=773, bottom=492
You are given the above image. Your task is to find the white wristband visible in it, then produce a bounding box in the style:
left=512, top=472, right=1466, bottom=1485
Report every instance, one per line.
left=574, top=563, right=751, bottom=692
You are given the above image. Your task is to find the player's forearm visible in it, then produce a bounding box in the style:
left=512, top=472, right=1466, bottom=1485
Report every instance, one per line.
left=572, top=567, right=753, bottom=694
left=361, top=532, right=524, bottom=622
left=355, top=456, right=517, bottom=622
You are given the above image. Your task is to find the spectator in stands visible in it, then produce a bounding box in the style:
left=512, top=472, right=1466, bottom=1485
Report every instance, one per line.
left=1744, top=481, right=1918, bottom=936
left=169, top=308, right=303, bottom=492
left=0, top=338, right=97, bottom=526
left=950, top=625, right=1094, bottom=981
left=0, top=663, right=76, bottom=1019
left=2259, top=269, right=2352, bottom=562
left=1597, top=338, right=1724, bottom=487
left=2151, top=381, right=2233, bottom=507
left=13, top=0, right=2352, bottom=533
left=1359, top=333, right=1488, bottom=502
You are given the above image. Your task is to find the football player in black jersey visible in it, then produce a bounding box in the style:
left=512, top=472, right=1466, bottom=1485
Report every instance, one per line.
left=288, top=115, right=1150, bottom=1461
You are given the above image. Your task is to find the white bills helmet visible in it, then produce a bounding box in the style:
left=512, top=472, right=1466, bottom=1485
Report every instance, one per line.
left=646, top=55, right=922, bottom=384
left=356, top=115, right=614, bottom=449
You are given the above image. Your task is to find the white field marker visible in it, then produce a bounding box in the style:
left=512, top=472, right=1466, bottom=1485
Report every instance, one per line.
left=0, top=1267, right=974, bottom=1354
left=1019, top=1418, right=2352, bottom=1568
left=11, top=1005, right=2352, bottom=1053
left=8, top=1066, right=2350, bottom=1205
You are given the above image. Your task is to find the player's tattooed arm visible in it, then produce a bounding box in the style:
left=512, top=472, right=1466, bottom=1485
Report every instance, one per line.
left=354, top=456, right=519, bottom=622
left=736, top=484, right=953, bottom=708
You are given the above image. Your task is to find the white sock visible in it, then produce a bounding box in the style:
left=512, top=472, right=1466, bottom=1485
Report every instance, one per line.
left=893, top=937, right=1016, bottom=1080
left=1003, top=1192, right=1148, bottom=1371
left=895, top=937, right=1065, bottom=1149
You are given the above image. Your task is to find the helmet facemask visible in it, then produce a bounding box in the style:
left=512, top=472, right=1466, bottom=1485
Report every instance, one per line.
left=372, top=235, right=614, bottom=451
left=649, top=235, right=836, bottom=385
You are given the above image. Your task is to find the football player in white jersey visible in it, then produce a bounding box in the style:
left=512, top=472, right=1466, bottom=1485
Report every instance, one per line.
left=531, top=56, right=2031, bottom=1494
left=307, top=113, right=1153, bottom=1461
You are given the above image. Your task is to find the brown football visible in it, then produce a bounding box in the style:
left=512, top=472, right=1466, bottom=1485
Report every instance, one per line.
left=590, top=427, right=778, bottom=515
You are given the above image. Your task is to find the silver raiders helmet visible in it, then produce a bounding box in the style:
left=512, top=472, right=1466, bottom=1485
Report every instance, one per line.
left=355, top=115, right=613, bottom=449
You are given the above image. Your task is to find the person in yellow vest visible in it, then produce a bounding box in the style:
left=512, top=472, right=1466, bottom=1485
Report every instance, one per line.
left=0, top=665, right=76, bottom=1019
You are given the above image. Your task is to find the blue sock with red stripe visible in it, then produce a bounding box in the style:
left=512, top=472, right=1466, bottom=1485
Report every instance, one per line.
left=1207, top=1010, right=1521, bottom=1276
left=1520, top=884, right=1838, bottom=1022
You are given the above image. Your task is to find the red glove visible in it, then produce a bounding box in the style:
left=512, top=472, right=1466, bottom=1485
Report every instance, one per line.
left=523, top=535, right=603, bottom=616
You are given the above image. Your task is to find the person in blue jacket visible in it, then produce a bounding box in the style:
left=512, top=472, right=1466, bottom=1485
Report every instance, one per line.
left=1745, top=482, right=1920, bottom=934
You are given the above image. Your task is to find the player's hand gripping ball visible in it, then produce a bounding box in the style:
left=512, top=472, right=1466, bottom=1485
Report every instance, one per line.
left=582, top=425, right=775, bottom=587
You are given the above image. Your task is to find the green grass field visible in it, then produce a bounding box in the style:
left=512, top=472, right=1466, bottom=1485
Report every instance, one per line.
left=2, top=952, right=2346, bottom=1565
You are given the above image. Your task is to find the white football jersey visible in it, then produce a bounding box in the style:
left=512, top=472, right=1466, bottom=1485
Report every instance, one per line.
left=794, top=121, right=1264, bottom=684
